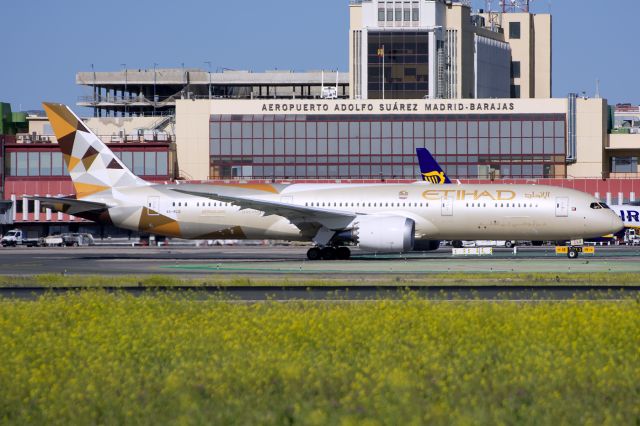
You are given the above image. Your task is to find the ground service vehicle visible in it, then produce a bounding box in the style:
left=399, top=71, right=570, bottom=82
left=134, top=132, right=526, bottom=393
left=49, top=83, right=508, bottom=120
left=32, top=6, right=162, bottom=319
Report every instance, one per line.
left=1, top=229, right=42, bottom=247
left=62, top=233, right=95, bottom=247
left=624, top=229, right=640, bottom=245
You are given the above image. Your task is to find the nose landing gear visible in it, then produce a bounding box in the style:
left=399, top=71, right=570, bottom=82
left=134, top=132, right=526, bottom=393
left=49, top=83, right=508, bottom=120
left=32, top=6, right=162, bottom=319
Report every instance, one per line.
left=307, top=246, right=351, bottom=261
left=567, top=247, right=579, bottom=259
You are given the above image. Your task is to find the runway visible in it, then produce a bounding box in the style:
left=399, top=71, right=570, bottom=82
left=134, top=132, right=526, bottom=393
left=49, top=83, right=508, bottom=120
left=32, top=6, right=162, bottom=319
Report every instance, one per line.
left=1, top=285, right=639, bottom=301
left=0, top=244, right=639, bottom=276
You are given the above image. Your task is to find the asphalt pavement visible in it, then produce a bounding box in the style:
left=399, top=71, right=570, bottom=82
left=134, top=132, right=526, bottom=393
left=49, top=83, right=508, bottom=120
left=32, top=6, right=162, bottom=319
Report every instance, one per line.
left=0, top=244, right=639, bottom=276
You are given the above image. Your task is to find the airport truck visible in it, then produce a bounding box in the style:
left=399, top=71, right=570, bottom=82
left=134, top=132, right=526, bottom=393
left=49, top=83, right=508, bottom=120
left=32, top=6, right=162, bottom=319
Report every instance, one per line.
left=1, top=229, right=42, bottom=247
left=624, top=229, right=640, bottom=246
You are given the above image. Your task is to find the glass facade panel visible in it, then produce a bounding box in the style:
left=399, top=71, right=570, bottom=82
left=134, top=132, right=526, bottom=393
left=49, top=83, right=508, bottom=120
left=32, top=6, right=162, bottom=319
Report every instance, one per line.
left=611, top=156, right=638, bottom=173
left=52, top=152, right=63, bottom=176
left=144, top=152, right=156, bottom=175
left=209, top=114, right=567, bottom=179
left=40, top=152, right=51, bottom=176
left=28, top=152, right=39, bottom=176
left=133, top=152, right=144, bottom=175
left=157, top=152, right=168, bottom=176
left=367, top=31, right=430, bottom=99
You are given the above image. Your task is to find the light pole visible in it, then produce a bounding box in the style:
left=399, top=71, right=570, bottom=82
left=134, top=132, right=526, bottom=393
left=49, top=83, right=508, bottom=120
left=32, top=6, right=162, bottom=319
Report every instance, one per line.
left=121, top=63, right=127, bottom=116
left=181, top=62, right=186, bottom=99
left=91, top=63, right=96, bottom=117
left=153, top=62, right=158, bottom=116
left=204, top=61, right=212, bottom=99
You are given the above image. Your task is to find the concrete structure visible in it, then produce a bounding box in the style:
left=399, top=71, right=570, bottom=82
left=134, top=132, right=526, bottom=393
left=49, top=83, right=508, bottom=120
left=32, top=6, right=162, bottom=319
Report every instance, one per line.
left=497, top=12, right=552, bottom=98
left=349, top=0, right=551, bottom=100
left=175, top=97, right=606, bottom=181
left=77, top=69, right=349, bottom=117
left=607, top=104, right=640, bottom=177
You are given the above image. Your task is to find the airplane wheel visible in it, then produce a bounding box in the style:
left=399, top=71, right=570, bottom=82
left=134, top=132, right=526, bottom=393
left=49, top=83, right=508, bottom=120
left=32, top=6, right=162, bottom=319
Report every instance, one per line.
left=336, top=246, right=351, bottom=260
left=307, top=247, right=321, bottom=261
left=320, top=247, right=336, bottom=261
left=567, top=248, right=579, bottom=259
left=452, top=240, right=463, bottom=249
left=505, top=241, right=513, bottom=248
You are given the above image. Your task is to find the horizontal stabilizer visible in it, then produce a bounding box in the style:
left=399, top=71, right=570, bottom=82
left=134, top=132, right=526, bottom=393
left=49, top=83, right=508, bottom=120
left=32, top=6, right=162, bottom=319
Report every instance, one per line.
left=27, top=196, right=109, bottom=215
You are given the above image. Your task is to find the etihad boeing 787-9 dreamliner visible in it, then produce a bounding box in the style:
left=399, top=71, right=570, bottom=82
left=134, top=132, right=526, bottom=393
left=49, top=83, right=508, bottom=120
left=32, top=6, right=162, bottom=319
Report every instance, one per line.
left=32, top=103, right=622, bottom=260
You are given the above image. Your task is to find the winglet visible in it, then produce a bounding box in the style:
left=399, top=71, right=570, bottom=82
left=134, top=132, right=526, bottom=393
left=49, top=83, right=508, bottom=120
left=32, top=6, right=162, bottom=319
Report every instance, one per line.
left=416, top=148, right=451, bottom=184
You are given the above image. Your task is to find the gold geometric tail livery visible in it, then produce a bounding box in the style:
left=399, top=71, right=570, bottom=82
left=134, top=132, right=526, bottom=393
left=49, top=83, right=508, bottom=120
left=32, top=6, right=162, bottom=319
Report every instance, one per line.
left=42, top=102, right=148, bottom=198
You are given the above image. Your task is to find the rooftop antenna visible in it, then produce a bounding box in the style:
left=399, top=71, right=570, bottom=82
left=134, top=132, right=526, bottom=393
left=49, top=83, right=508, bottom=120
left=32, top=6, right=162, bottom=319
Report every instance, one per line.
left=595, top=79, right=601, bottom=99
left=485, top=0, right=502, bottom=30
left=501, top=0, right=531, bottom=12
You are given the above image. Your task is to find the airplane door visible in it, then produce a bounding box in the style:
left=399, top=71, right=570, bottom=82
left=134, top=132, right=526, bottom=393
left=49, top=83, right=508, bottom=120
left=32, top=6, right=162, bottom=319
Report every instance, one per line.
left=147, top=196, right=160, bottom=215
left=555, top=197, right=569, bottom=217
left=441, top=196, right=454, bottom=216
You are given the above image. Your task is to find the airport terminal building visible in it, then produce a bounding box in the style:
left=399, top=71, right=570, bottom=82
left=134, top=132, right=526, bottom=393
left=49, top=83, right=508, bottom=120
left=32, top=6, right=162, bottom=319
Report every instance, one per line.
left=174, top=95, right=638, bottom=205
left=179, top=98, right=571, bottom=181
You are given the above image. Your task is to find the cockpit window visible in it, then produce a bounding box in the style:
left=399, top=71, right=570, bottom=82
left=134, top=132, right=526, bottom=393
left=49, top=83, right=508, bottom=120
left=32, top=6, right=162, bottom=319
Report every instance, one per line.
left=590, top=202, right=610, bottom=210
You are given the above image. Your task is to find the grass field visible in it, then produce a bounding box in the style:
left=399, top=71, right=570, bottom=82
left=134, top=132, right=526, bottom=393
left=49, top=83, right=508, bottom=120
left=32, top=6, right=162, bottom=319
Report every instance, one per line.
left=2, top=271, right=640, bottom=287
left=0, top=293, right=638, bottom=424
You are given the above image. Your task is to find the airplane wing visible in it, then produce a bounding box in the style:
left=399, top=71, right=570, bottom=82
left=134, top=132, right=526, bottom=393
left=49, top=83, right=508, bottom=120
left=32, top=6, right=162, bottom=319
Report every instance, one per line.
left=171, top=189, right=357, bottom=230
left=27, top=196, right=109, bottom=215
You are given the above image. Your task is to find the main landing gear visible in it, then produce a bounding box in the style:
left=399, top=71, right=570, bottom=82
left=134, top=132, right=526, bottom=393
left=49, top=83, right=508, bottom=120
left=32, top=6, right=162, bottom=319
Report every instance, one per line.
left=307, top=246, right=351, bottom=261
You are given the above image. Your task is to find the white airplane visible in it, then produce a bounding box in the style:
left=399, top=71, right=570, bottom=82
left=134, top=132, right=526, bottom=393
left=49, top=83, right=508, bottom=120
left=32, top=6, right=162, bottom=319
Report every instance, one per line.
left=32, top=103, right=623, bottom=260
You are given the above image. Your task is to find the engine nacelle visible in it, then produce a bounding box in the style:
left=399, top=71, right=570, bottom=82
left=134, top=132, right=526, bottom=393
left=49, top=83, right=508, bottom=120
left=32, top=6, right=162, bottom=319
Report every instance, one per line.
left=351, top=216, right=415, bottom=252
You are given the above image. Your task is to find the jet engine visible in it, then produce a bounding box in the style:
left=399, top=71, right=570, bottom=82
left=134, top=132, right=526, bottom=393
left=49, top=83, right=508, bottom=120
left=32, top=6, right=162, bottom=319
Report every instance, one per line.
left=345, top=216, right=415, bottom=252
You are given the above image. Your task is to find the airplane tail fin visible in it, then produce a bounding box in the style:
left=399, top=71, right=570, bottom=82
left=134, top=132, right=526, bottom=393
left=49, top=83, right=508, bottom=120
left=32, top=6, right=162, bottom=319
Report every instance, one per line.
left=42, top=103, right=149, bottom=198
left=416, top=148, right=451, bottom=184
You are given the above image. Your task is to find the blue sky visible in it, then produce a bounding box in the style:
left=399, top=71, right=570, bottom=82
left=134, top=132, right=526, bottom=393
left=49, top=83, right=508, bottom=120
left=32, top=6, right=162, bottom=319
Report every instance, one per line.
left=1, top=0, right=638, bottom=112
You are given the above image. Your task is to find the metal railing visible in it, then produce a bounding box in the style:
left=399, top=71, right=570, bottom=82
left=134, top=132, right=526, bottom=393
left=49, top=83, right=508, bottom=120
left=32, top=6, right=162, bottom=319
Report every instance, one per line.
left=13, top=133, right=174, bottom=144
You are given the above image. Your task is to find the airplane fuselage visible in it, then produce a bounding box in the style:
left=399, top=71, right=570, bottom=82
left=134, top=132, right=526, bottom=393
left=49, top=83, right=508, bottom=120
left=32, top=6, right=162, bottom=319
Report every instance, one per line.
left=86, top=182, right=622, bottom=242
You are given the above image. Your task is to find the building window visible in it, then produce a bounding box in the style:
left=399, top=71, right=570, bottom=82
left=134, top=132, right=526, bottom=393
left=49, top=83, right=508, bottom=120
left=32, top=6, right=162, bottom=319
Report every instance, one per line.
left=52, top=152, right=64, bottom=175
left=16, top=152, right=27, bottom=176
left=210, top=114, right=566, bottom=180
left=387, top=8, right=393, bottom=21
left=378, top=8, right=385, bottom=21
left=367, top=31, right=430, bottom=99
left=509, top=22, right=521, bottom=39
left=133, top=152, right=145, bottom=175
left=412, top=7, right=419, bottom=21
left=511, top=61, right=521, bottom=79
left=511, top=84, right=521, bottom=98
left=395, top=8, right=401, bottom=21
left=611, top=156, right=638, bottom=173
left=403, top=8, right=410, bottom=21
